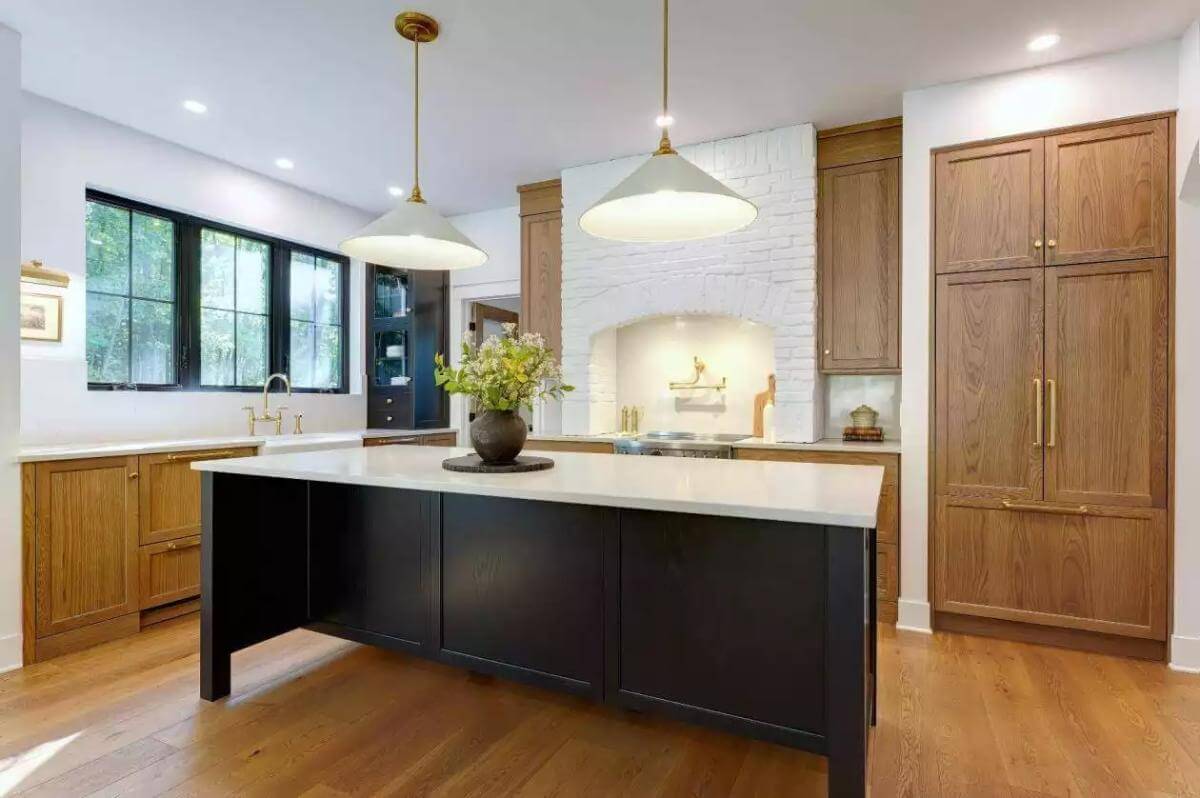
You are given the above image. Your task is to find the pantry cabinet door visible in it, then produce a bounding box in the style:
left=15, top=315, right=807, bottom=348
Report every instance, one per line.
left=1044, top=118, right=1169, bottom=265
left=935, top=138, right=1044, bottom=273
left=935, top=269, right=1044, bottom=499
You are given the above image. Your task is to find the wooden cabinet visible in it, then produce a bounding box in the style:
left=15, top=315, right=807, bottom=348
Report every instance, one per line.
left=524, top=439, right=614, bottom=454
left=935, top=498, right=1166, bottom=641
left=139, top=536, right=202, bottom=609
left=935, top=269, right=1044, bottom=500
left=1045, top=119, right=1169, bottom=265
left=139, top=448, right=254, bottom=545
left=420, top=432, right=458, bottom=446
left=363, top=431, right=457, bottom=447
left=1044, top=259, right=1168, bottom=507
left=32, top=456, right=140, bottom=639
left=819, top=158, right=900, bottom=371
left=816, top=118, right=901, bottom=373
left=22, top=445, right=258, bottom=662
left=932, top=114, right=1173, bottom=657
left=733, top=447, right=899, bottom=623
left=935, top=137, right=1045, bottom=273
left=519, top=179, right=562, bottom=357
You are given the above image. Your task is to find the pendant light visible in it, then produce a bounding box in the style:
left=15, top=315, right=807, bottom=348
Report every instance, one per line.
left=341, top=12, right=487, bottom=270
left=579, top=0, right=757, bottom=243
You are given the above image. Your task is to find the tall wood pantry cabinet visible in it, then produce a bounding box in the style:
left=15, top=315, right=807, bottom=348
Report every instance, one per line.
left=932, top=114, right=1172, bottom=659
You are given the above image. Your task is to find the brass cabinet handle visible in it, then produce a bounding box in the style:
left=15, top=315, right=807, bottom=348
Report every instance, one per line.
left=166, top=539, right=201, bottom=551
left=129, top=471, right=139, bottom=479
left=1034, top=239, right=1043, bottom=249
left=166, top=449, right=240, bottom=462
left=386, top=397, right=393, bottom=405
left=1033, top=378, right=1043, bottom=446
left=1047, top=379, right=1057, bottom=448
left=1047, top=239, right=1057, bottom=248
left=1002, top=499, right=1089, bottom=515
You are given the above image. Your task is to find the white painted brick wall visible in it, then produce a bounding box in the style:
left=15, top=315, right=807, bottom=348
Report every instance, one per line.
left=558, top=124, right=820, bottom=441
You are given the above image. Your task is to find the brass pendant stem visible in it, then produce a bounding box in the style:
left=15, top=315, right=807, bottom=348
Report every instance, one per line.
left=653, top=0, right=675, bottom=156
left=412, top=34, right=420, bottom=199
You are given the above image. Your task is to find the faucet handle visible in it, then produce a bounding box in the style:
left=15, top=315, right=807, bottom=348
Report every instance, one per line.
left=293, top=410, right=304, bottom=435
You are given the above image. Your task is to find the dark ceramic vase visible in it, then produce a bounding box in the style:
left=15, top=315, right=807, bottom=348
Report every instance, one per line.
left=470, top=409, right=528, bottom=464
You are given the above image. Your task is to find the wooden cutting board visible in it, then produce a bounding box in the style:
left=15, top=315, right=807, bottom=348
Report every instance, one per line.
left=752, top=374, right=776, bottom=438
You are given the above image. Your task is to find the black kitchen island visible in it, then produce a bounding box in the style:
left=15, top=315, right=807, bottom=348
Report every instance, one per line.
left=195, top=446, right=882, bottom=797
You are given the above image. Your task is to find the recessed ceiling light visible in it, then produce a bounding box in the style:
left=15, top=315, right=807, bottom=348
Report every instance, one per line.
left=1027, top=33, right=1060, bottom=52
left=388, top=186, right=404, bottom=197
left=274, top=157, right=295, bottom=170
left=182, top=99, right=208, bottom=114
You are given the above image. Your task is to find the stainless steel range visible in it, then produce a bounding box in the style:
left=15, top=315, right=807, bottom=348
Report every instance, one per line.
left=613, top=431, right=750, bottom=459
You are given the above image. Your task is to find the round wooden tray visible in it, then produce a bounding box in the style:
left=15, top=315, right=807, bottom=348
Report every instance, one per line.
left=441, top=454, right=555, bottom=473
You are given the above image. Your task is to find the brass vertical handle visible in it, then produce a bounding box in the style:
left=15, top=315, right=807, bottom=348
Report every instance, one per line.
left=1047, top=379, right=1057, bottom=448
left=1033, top=239, right=1043, bottom=249
left=1033, top=378, right=1042, bottom=446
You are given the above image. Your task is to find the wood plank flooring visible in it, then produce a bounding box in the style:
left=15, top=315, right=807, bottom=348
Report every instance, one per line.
left=1, top=616, right=1198, bottom=796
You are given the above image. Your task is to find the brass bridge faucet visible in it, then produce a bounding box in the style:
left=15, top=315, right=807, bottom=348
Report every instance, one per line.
left=242, top=372, right=292, bottom=435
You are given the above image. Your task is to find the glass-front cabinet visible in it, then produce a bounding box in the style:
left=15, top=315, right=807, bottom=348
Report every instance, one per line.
left=366, top=264, right=448, bottom=429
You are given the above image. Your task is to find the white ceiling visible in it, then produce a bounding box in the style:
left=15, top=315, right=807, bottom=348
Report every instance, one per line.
left=2, top=0, right=1197, bottom=216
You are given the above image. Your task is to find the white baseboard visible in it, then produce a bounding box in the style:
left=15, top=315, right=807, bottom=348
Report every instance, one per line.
left=895, top=598, right=932, bottom=633
left=0, top=632, right=22, bottom=674
left=1170, top=634, right=1200, bottom=673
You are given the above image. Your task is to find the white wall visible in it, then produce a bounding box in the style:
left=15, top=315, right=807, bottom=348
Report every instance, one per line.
left=0, top=25, right=22, bottom=673
left=19, top=94, right=375, bottom=444
left=1174, top=21, right=1200, bottom=672
left=560, top=125, right=820, bottom=441
left=614, top=315, right=774, bottom=435
left=824, top=375, right=901, bottom=440
left=899, top=39, right=1181, bottom=634
left=446, top=205, right=521, bottom=434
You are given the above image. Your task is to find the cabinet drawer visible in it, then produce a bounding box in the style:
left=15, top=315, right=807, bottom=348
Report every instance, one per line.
left=735, top=448, right=898, bottom=487
left=934, top=497, right=1167, bottom=640
left=368, top=409, right=409, bottom=429
left=363, top=435, right=421, bottom=447
left=876, top=542, right=898, bottom=601
left=139, top=448, right=256, bottom=545
left=139, top=536, right=201, bottom=610
left=420, top=432, right=458, bottom=446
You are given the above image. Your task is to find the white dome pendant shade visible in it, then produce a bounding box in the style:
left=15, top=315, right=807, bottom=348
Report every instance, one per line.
left=579, top=0, right=756, bottom=243
left=340, top=12, right=486, bottom=271
left=579, top=151, right=758, bottom=243
left=340, top=197, right=487, bottom=270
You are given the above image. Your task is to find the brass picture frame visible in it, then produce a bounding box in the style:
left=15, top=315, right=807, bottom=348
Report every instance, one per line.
left=20, top=292, right=63, bottom=342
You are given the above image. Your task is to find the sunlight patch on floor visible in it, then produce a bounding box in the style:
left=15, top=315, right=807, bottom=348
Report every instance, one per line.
left=0, top=731, right=81, bottom=796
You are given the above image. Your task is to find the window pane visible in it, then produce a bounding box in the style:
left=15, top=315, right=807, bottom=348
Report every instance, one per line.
left=236, top=313, right=268, bottom=386
left=86, top=292, right=129, bottom=383
left=315, top=323, right=341, bottom=389
left=314, top=258, right=340, bottom=325
left=131, top=299, right=174, bottom=384
left=290, top=252, right=314, bottom=322
left=236, top=238, right=269, bottom=313
left=200, top=307, right=235, bottom=386
left=131, top=213, right=174, bottom=301
left=85, top=201, right=130, bottom=294
left=200, top=229, right=236, bottom=310
left=289, top=320, right=314, bottom=389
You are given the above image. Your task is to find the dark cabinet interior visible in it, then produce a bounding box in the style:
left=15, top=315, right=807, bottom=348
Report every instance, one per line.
left=366, top=265, right=448, bottom=429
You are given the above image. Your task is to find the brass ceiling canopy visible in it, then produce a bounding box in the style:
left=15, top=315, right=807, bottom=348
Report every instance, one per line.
left=395, top=12, right=438, bottom=44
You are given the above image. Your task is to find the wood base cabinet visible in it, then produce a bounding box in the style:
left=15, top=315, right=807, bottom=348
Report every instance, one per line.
left=22, top=446, right=255, bottom=663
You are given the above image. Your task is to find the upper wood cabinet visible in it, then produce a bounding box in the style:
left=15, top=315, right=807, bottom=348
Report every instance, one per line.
left=519, top=179, right=562, bottom=357
left=935, top=269, right=1044, bottom=500
left=819, top=158, right=900, bottom=371
left=935, top=116, right=1170, bottom=274
left=1045, top=118, right=1169, bottom=265
left=1044, top=258, right=1168, bottom=507
left=935, top=138, right=1045, bottom=273
left=816, top=117, right=902, bottom=374
left=33, top=456, right=140, bottom=637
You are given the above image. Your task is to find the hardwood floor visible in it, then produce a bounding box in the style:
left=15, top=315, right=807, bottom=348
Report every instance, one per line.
left=1, top=616, right=1198, bottom=797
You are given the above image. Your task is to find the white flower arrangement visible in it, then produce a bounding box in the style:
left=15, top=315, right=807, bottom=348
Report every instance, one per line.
left=434, top=322, right=573, bottom=412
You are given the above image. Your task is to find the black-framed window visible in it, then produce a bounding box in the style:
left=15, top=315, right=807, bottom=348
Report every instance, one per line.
left=85, top=190, right=349, bottom=393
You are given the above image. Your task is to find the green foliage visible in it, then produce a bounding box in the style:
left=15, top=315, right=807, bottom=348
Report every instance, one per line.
left=434, top=323, right=573, bottom=412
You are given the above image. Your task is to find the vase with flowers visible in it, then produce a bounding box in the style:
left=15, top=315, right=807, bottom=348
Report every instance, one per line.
left=434, top=323, right=573, bottom=464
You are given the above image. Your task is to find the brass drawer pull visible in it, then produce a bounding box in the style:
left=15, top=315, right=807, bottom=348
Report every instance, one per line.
left=166, top=449, right=241, bottom=462
left=1046, top=379, right=1057, bottom=448
left=1002, top=500, right=1089, bottom=515
left=166, top=539, right=201, bottom=551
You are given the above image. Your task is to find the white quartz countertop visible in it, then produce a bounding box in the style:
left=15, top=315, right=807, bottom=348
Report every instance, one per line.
left=526, top=433, right=900, bottom=455
left=17, top=428, right=457, bottom=463
left=192, top=445, right=884, bottom=528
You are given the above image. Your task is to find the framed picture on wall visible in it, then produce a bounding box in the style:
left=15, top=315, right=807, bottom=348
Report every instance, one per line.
left=20, top=292, right=63, bottom=342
